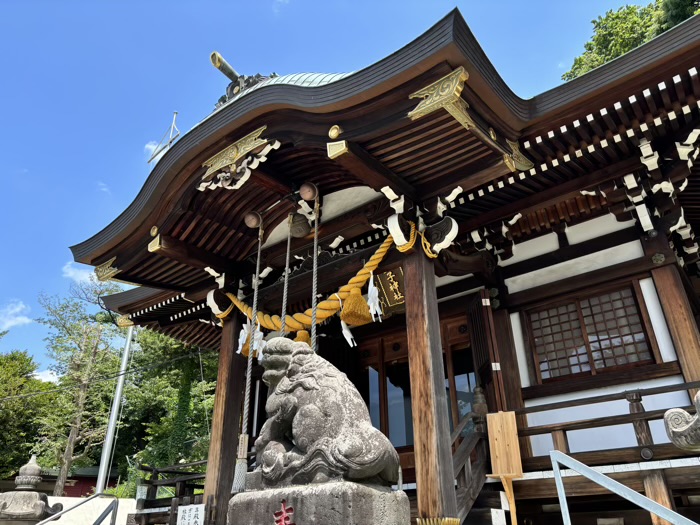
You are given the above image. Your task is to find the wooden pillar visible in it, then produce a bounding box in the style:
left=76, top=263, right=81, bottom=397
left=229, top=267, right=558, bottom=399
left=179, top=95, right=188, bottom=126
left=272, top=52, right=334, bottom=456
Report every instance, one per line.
left=403, top=250, right=458, bottom=522
left=651, top=264, right=700, bottom=385
left=627, top=392, right=674, bottom=525
left=203, top=315, right=246, bottom=525
left=493, top=310, right=532, bottom=457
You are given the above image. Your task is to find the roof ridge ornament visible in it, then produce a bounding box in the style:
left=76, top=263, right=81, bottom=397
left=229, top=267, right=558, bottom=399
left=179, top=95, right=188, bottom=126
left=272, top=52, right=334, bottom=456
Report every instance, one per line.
left=408, top=67, right=533, bottom=173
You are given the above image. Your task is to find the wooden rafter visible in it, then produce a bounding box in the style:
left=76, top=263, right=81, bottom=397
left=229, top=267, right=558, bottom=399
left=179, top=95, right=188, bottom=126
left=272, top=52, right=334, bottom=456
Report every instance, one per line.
left=327, top=140, right=417, bottom=201
left=148, top=234, right=236, bottom=274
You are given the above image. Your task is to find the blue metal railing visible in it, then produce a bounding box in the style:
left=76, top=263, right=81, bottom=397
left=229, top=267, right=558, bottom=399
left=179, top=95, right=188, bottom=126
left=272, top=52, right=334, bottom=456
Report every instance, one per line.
left=36, top=492, right=119, bottom=525
left=550, top=450, right=696, bottom=525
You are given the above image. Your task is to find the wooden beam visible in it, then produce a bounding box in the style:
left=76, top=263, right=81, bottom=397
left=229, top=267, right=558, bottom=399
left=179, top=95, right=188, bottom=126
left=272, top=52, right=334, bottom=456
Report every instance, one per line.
left=327, top=140, right=417, bottom=201
left=651, top=264, right=700, bottom=386
left=501, top=228, right=640, bottom=279
left=493, top=310, right=532, bottom=457
left=403, top=250, right=458, bottom=520
left=455, top=156, right=642, bottom=238
left=203, top=316, right=246, bottom=525
left=507, top=253, right=675, bottom=309
left=262, top=197, right=393, bottom=267
left=628, top=391, right=675, bottom=525
left=252, top=167, right=293, bottom=195
left=148, top=234, right=235, bottom=274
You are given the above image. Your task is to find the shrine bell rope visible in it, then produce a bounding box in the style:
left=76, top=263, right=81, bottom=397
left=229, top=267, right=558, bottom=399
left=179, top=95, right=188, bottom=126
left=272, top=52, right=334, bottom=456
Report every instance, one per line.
left=219, top=234, right=394, bottom=331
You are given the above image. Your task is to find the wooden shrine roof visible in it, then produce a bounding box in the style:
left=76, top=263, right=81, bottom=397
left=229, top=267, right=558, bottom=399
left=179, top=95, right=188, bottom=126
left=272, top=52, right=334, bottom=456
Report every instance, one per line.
left=71, top=9, right=700, bottom=349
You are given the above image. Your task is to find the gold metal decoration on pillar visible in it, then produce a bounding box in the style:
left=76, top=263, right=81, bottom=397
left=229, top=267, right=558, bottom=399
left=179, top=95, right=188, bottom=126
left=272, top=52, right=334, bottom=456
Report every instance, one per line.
left=504, top=138, right=533, bottom=173
left=328, top=124, right=343, bottom=140
left=116, top=315, right=134, bottom=328
left=408, top=67, right=533, bottom=173
left=95, top=257, right=121, bottom=282
left=326, top=140, right=349, bottom=160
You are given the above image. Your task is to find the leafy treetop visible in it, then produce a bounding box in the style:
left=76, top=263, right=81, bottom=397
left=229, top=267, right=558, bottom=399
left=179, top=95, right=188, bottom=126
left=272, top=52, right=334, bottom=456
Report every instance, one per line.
left=563, top=0, right=699, bottom=81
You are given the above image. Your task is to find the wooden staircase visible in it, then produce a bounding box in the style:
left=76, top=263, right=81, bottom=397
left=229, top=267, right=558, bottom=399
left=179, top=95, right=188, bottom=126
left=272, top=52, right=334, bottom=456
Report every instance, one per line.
left=451, top=412, right=490, bottom=523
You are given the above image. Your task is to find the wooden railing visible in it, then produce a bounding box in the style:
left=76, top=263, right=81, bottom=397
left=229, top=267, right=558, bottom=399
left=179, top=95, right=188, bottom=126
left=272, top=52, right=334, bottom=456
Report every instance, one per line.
left=451, top=411, right=489, bottom=521
left=514, top=379, right=700, bottom=471
left=135, top=460, right=208, bottom=525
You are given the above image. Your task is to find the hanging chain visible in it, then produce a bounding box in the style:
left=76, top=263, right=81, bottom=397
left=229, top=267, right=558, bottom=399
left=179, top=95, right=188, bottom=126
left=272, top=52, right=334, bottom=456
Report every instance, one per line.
left=280, top=213, right=293, bottom=335
left=311, top=197, right=320, bottom=352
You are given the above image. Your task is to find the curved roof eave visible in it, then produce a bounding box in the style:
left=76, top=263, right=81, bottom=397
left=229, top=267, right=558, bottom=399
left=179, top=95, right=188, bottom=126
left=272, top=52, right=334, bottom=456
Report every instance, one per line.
left=70, top=9, right=700, bottom=265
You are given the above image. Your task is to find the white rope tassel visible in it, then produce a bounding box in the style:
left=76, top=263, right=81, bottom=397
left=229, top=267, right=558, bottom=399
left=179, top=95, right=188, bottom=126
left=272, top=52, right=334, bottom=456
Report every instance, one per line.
left=237, top=319, right=252, bottom=354
left=367, top=271, right=382, bottom=323
left=252, top=322, right=266, bottom=362
left=341, top=320, right=357, bottom=347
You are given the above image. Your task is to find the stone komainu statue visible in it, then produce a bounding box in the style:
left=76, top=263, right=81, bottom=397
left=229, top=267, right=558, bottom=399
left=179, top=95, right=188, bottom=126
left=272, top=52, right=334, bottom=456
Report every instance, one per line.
left=254, top=337, right=400, bottom=488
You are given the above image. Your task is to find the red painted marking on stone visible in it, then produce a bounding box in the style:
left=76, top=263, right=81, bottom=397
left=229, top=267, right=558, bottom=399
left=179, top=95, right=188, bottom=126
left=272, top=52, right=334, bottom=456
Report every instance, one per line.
left=273, top=499, right=295, bottom=525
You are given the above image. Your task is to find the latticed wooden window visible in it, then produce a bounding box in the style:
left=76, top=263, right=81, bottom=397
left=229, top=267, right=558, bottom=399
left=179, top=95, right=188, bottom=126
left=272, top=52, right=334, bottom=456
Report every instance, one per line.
left=526, top=283, right=656, bottom=382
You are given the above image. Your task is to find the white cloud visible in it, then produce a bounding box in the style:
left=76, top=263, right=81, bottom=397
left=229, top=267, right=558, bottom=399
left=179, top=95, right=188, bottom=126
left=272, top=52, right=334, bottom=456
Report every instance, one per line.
left=144, top=141, right=166, bottom=164
left=62, top=261, right=93, bottom=284
left=273, top=0, right=289, bottom=14
left=97, top=181, right=111, bottom=194
left=0, top=300, right=32, bottom=330
left=34, top=370, right=59, bottom=384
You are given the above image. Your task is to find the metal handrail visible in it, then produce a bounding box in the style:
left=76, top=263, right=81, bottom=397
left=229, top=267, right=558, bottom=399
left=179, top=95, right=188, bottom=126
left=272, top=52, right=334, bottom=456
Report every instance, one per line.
left=550, top=450, right=696, bottom=525
left=37, top=492, right=119, bottom=525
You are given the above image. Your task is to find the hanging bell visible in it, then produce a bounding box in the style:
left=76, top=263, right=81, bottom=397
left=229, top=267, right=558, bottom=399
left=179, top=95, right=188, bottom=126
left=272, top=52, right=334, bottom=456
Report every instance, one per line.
left=290, top=212, right=311, bottom=238
left=294, top=330, right=311, bottom=345
left=340, top=288, right=372, bottom=327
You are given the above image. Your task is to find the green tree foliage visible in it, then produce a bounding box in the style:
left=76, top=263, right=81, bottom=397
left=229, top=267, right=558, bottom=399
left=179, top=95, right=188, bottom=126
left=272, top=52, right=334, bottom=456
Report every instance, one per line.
left=34, top=278, right=124, bottom=496
left=654, top=0, right=700, bottom=33
left=0, top=285, right=218, bottom=498
left=0, top=350, right=54, bottom=477
left=105, top=330, right=217, bottom=497
left=563, top=0, right=698, bottom=80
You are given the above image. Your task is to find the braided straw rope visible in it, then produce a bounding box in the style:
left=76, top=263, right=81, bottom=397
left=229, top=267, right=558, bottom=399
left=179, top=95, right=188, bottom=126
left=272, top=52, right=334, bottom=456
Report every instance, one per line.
left=225, top=234, right=394, bottom=331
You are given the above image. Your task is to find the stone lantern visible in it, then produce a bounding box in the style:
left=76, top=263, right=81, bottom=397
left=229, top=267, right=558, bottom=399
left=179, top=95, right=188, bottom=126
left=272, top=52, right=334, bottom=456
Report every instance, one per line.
left=0, top=455, right=62, bottom=525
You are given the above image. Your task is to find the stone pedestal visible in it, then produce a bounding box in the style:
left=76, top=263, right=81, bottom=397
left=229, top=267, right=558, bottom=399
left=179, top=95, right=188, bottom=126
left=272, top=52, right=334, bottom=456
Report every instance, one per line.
left=228, top=481, right=410, bottom=525
left=0, top=456, right=62, bottom=525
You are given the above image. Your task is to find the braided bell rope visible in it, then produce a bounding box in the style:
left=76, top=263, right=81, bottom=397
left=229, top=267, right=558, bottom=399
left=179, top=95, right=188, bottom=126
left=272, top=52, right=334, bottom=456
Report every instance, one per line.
left=223, top=234, right=394, bottom=331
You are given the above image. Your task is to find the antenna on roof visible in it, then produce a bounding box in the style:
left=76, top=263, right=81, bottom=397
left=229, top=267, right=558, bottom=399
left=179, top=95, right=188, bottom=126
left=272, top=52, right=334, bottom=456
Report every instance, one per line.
left=147, top=111, right=180, bottom=164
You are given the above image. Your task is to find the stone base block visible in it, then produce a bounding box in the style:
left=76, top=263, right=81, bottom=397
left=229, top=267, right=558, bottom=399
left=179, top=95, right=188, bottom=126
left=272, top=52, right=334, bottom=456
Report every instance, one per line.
left=228, top=481, right=410, bottom=525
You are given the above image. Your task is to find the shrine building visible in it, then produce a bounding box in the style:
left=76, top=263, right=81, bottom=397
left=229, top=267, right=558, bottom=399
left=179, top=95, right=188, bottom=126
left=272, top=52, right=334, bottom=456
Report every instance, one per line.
left=72, top=9, right=700, bottom=525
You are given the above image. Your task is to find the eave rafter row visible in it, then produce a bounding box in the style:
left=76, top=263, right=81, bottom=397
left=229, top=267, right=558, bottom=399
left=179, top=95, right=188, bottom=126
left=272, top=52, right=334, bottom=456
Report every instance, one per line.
left=583, top=126, right=700, bottom=267
left=449, top=101, right=698, bottom=233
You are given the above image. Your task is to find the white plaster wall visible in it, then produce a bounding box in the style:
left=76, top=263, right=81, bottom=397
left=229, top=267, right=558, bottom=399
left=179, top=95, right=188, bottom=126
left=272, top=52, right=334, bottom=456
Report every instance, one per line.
left=524, top=376, right=690, bottom=456
left=509, top=312, right=531, bottom=388
left=566, top=214, right=636, bottom=245
left=47, top=497, right=136, bottom=525
left=499, top=232, right=559, bottom=267
left=502, top=222, right=686, bottom=458
left=505, top=240, right=643, bottom=293
left=639, top=277, right=678, bottom=362
left=435, top=274, right=483, bottom=304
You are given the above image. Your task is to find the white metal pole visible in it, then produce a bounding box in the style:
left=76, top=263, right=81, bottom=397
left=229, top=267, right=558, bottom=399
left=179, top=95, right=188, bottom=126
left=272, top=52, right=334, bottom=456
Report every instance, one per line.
left=96, top=324, right=134, bottom=493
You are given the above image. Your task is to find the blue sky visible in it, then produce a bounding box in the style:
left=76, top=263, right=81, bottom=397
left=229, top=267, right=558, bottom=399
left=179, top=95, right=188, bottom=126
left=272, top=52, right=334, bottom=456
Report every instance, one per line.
left=0, top=0, right=646, bottom=373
